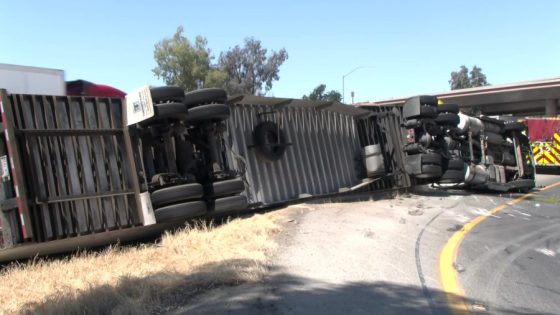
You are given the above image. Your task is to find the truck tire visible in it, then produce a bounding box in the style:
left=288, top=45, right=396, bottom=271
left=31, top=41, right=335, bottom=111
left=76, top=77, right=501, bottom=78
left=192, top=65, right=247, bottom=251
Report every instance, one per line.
left=209, top=195, right=248, bottom=213
left=150, top=86, right=185, bottom=103
left=205, top=178, right=245, bottom=198
left=483, top=122, right=502, bottom=134
left=151, top=183, right=204, bottom=208
left=437, top=104, right=460, bottom=114
left=420, top=152, right=442, bottom=165
left=155, top=201, right=207, bottom=223
left=253, top=121, right=287, bottom=162
left=419, top=105, right=438, bottom=118
left=439, top=169, right=465, bottom=183
left=503, top=122, right=526, bottom=132
left=185, top=104, right=230, bottom=124
left=416, top=164, right=442, bottom=178
left=184, top=88, right=228, bottom=108
left=447, top=158, right=465, bottom=170
left=139, top=103, right=188, bottom=126
left=435, top=113, right=460, bottom=126
left=419, top=95, right=438, bottom=106
left=484, top=132, right=504, bottom=146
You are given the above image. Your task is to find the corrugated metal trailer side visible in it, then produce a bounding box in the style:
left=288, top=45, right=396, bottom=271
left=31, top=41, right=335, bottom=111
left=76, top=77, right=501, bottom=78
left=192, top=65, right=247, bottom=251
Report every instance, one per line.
left=360, top=104, right=412, bottom=188
left=224, top=96, right=412, bottom=207
left=0, top=89, right=145, bottom=250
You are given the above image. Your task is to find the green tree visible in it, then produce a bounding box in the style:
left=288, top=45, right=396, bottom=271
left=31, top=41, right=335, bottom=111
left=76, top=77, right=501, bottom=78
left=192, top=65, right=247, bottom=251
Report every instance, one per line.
left=469, top=65, right=489, bottom=88
left=449, top=65, right=489, bottom=90
left=152, top=26, right=226, bottom=91
left=302, top=84, right=342, bottom=102
left=218, top=38, right=288, bottom=95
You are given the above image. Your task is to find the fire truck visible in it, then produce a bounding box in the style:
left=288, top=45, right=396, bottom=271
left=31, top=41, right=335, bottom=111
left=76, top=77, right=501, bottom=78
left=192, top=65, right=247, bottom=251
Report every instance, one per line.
left=526, top=117, right=560, bottom=172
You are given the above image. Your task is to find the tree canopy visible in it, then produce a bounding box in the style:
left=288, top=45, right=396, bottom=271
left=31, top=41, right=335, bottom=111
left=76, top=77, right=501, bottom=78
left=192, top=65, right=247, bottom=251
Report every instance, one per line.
left=302, top=84, right=342, bottom=102
left=449, top=65, right=489, bottom=90
left=153, top=28, right=288, bottom=95
left=218, top=38, right=288, bottom=96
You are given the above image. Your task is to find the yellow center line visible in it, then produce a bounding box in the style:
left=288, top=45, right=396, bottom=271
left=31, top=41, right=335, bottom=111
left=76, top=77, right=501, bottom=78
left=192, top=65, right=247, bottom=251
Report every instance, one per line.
left=438, top=181, right=560, bottom=315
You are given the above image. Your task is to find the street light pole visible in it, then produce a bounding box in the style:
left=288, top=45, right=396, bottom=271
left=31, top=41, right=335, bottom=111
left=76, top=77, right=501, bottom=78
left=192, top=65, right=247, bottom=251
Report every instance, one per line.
left=342, top=66, right=374, bottom=103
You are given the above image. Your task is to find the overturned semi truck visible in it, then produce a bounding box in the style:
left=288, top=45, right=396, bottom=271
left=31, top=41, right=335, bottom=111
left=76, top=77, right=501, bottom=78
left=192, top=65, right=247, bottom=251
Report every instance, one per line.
left=401, top=95, right=536, bottom=191
left=0, top=87, right=536, bottom=261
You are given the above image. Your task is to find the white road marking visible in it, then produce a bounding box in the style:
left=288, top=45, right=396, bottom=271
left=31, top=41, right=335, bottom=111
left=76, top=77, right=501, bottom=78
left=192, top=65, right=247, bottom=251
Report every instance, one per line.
left=514, top=210, right=531, bottom=217
left=535, top=248, right=556, bottom=257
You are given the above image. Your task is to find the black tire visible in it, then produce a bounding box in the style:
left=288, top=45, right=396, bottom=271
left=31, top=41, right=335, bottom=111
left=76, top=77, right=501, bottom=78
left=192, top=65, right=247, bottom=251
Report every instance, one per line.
left=435, top=113, right=460, bottom=126
left=416, top=164, right=442, bottom=178
left=437, top=104, right=460, bottom=114
left=447, top=158, right=465, bottom=170
left=209, top=195, right=248, bottom=213
left=139, top=103, right=188, bottom=126
left=184, top=88, right=228, bottom=108
left=503, top=122, right=526, bottom=132
left=150, top=86, right=185, bottom=103
left=253, top=121, right=287, bottom=162
left=502, top=152, right=516, bottom=166
left=185, top=104, right=230, bottom=124
left=419, top=105, right=438, bottom=118
left=205, top=178, right=245, bottom=198
left=420, top=152, right=441, bottom=165
left=485, top=132, right=504, bottom=146
left=404, top=119, right=419, bottom=128
left=155, top=201, right=207, bottom=223
left=151, top=183, right=203, bottom=208
left=439, top=169, right=465, bottom=183
left=483, top=122, right=502, bottom=134
left=404, top=143, right=424, bottom=154
left=419, top=95, right=438, bottom=106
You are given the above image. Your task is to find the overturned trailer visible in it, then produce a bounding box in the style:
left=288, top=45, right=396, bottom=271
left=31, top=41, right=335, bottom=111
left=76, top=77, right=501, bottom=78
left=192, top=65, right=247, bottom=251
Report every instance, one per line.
left=0, top=87, right=411, bottom=261
left=0, top=85, right=536, bottom=261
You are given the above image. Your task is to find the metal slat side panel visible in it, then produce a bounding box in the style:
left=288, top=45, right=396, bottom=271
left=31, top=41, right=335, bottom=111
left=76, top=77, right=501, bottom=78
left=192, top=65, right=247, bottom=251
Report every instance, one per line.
left=364, top=105, right=412, bottom=189
left=7, top=94, right=142, bottom=241
left=226, top=103, right=363, bottom=205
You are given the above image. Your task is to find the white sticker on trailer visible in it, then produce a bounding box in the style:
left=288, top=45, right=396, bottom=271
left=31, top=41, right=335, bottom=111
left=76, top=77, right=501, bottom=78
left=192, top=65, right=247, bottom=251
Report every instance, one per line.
left=0, top=155, right=9, bottom=181
left=125, top=86, right=155, bottom=126
left=139, top=192, right=156, bottom=226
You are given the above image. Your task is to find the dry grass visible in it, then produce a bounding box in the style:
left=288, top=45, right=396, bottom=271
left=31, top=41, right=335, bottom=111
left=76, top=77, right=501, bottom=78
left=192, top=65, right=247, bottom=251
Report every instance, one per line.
left=0, top=213, right=279, bottom=315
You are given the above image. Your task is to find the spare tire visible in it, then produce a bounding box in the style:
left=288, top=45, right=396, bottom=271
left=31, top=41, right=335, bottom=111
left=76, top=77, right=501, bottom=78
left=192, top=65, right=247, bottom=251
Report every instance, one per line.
left=150, top=86, right=185, bottom=103
left=253, top=121, right=287, bottom=162
left=437, top=104, right=460, bottom=114
left=185, top=104, right=230, bottom=124
left=184, top=88, right=228, bottom=108
left=205, top=178, right=245, bottom=198
left=151, top=183, right=204, bottom=208
left=155, top=201, right=207, bottom=223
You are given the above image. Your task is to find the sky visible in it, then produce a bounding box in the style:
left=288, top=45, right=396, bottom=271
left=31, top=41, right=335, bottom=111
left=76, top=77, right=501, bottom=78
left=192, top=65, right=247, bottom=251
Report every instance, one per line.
left=1, top=0, right=559, bottom=103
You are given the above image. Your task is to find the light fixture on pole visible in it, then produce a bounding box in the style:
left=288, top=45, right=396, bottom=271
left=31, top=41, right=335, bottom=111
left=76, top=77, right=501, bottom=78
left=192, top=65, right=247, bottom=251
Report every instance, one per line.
left=342, top=66, right=374, bottom=103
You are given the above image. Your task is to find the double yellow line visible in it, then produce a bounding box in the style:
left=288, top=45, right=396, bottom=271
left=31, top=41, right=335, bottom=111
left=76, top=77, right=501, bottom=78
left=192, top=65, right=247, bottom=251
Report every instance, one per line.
left=438, top=181, right=560, bottom=315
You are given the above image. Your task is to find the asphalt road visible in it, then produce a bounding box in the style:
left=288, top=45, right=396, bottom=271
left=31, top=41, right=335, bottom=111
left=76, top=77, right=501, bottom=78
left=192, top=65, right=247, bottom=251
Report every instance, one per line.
left=457, top=175, right=560, bottom=315
left=170, top=175, right=560, bottom=315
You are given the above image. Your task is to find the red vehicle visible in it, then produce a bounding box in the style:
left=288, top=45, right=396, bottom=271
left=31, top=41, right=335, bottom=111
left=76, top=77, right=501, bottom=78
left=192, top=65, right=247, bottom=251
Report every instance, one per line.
left=526, top=117, right=560, bottom=171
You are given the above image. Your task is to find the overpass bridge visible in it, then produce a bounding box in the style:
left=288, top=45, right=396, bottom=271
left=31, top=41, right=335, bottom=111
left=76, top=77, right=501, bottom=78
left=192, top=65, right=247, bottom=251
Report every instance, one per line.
left=358, top=77, right=560, bottom=117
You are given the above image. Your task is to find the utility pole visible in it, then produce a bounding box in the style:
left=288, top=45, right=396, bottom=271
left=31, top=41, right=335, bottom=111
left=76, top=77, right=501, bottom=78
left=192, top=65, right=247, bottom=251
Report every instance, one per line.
left=342, top=66, right=374, bottom=104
